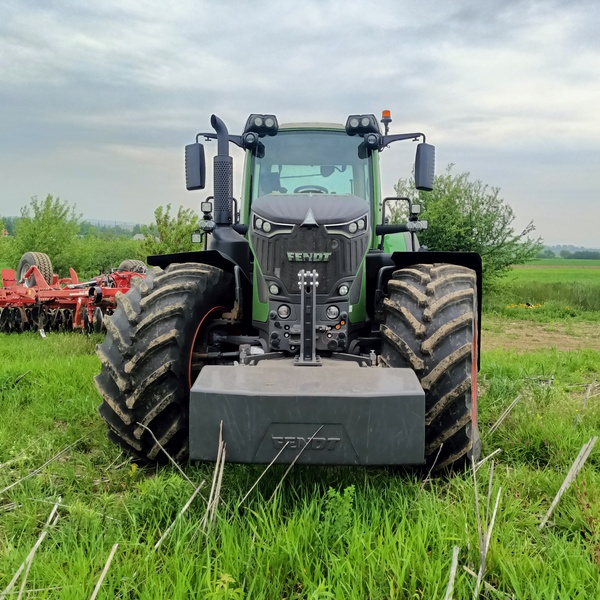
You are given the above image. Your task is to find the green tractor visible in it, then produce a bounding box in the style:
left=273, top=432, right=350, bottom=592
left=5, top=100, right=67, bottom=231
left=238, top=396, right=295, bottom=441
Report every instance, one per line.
left=95, top=111, right=482, bottom=470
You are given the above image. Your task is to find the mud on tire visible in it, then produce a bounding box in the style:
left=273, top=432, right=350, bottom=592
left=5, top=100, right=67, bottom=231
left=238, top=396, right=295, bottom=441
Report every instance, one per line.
left=95, top=263, right=234, bottom=461
left=381, top=263, right=481, bottom=471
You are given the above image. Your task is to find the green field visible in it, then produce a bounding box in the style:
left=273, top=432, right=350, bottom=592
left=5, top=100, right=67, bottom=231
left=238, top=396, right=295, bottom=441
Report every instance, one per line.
left=1, top=326, right=600, bottom=597
left=2, top=260, right=600, bottom=597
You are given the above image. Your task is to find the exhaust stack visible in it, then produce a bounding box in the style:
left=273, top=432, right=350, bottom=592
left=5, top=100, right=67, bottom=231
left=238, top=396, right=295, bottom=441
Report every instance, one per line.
left=211, top=114, right=233, bottom=226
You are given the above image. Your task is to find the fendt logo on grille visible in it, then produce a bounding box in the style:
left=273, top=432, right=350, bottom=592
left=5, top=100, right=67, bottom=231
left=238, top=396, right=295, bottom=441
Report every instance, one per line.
left=272, top=436, right=341, bottom=451
left=287, top=252, right=332, bottom=262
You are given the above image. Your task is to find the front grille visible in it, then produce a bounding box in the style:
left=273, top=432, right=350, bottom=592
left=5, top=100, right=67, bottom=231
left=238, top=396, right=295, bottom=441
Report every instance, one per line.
left=251, top=225, right=368, bottom=295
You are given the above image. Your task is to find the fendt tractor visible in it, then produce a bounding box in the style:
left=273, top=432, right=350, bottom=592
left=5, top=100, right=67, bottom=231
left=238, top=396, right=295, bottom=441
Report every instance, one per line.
left=95, top=111, right=483, bottom=471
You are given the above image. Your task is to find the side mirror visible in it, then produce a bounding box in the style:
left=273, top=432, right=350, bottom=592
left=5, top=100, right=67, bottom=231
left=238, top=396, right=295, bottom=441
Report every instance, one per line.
left=185, top=143, right=206, bottom=190
left=415, top=143, right=435, bottom=191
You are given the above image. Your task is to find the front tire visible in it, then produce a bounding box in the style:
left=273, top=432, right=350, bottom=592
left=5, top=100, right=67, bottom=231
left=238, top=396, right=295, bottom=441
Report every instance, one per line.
left=381, top=263, right=480, bottom=471
left=95, top=263, right=233, bottom=461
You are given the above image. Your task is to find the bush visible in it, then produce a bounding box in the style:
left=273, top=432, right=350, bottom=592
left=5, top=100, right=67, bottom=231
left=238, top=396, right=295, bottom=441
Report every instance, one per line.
left=395, top=166, right=543, bottom=287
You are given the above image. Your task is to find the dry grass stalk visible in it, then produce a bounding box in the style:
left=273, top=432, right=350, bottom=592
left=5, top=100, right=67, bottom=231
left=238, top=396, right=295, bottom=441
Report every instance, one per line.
left=89, top=544, right=119, bottom=600
left=420, top=443, right=443, bottom=492
left=486, top=395, right=521, bottom=438
left=475, top=448, right=502, bottom=473
left=475, top=487, right=502, bottom=597
left=208, top=445, right=226, bottom=528
left=269, top=426, right=324, bottom=502
left=471, top=457, right=484, bottom=552
left=539, top=436, right=598, bottom=530
left=136, top=422, right=196, bottom=490
left=155, top=481, right=205, bottom=551
left=201, top=421, right=226, bottom=531
left=0, top=497, right=61, bottom=600
left=471, top=458, right=502, bottom=600
left=238, top=441, right=291, bottom=509
left=443, top=545, right=460, bottom=600
left=574, top=373, right=597, bottom=427
left=0, top=439, right=83, bottom=496
left=463, top=566, right=511, bottom=597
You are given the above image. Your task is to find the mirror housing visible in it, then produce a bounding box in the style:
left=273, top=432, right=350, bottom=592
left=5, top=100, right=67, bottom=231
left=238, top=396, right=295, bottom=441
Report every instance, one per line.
left=185, top=143, right=206, bottom=190
left=415, top=143, right=435, bottom=191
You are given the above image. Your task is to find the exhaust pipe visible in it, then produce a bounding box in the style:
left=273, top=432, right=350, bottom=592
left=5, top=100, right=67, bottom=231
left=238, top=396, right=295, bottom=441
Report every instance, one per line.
left=211, top=114, right=233, bottom=225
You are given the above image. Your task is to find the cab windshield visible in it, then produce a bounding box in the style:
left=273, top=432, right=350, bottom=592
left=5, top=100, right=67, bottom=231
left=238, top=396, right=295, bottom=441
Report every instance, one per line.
left=250, top=131, right=372, bottom=203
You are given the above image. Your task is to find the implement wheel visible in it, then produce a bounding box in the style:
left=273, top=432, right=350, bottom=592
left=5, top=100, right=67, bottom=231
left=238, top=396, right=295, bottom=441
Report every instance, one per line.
left=381, top=263, right=480, bottom=471
left=117, top=259, right=147, bottom=274
left=95, top=263, right=233, bottom=461
left=17, top=252, right=53, bottom=286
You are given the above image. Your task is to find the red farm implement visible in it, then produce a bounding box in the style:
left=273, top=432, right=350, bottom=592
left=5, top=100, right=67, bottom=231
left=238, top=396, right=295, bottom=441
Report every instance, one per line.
left=0, top=252, right=146, bottom=334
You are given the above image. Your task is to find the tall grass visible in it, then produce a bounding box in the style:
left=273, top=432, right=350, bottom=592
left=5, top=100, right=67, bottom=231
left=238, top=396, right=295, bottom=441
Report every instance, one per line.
left=1, top=333, right=600, bottom=597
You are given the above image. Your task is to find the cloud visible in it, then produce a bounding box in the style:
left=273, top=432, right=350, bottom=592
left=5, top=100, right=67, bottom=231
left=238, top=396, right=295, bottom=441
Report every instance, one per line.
left=0, top=0, right=598, bottom=245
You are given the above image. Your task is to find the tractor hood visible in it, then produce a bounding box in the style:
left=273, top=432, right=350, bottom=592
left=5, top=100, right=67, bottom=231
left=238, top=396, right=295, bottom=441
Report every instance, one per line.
left=252, top=194, right=368, bottom=225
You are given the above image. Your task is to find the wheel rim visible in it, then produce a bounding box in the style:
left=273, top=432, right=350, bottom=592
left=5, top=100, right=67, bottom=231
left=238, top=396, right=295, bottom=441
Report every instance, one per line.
left=187, top=305, right=225, bottom=389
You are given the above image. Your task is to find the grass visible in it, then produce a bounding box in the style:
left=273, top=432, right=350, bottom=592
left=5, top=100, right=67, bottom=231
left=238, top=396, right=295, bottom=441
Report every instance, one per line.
left=486, top=262, right=600, bottom=318
left=1, top=333, right=600, bottom=598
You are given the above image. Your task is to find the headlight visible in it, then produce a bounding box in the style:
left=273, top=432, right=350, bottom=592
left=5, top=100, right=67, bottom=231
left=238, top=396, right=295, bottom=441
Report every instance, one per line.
left=326, top=305, right=340, bottom=319
left=277, top=305, right=291, bottom=319
left=269, top=284, right=280, bottom=295
left=325, top=214, right=368, bottom=237
left=338, top=284, right=349, bottom=296
left=252, top=213, right=293, bottom=235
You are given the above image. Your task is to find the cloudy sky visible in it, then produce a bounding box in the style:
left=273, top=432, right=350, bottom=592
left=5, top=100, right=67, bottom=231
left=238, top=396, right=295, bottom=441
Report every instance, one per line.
left=1, top=0, right=598, bottom=246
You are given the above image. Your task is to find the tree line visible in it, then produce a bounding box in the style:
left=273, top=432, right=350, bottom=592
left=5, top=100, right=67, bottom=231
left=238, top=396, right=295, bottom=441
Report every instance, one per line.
left=2, top=167, right=544, bottom=285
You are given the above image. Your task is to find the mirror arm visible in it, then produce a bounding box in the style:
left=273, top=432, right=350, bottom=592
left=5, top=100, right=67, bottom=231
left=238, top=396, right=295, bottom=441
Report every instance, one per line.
left=196, top=132, right=244, bottom=148
left=381, top=132, right=425, bottom=150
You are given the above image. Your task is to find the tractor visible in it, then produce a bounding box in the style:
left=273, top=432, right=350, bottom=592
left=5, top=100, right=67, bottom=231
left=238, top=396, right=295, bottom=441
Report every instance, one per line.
left=95, top=111, right=482, bottom=470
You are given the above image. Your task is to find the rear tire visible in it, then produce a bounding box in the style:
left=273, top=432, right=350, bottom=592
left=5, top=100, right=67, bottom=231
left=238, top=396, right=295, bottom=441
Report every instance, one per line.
left=381, top=263, right=480, bottom=471
left=17, top=252, right=53, bottom=286
left=95, top=263, right=233, bottom=461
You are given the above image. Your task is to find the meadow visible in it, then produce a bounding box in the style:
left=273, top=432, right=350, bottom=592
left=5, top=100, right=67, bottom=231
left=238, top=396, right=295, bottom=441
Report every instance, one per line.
left=1, top=263, right=600, bottom=598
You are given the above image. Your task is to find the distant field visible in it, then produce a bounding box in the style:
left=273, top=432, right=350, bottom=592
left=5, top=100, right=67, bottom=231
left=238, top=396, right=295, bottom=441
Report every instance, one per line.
left=486, top=260, right=600, bottom=316
left=524, top=258, right=600, bottom=267
left=507, top=266, right=600, bottom=285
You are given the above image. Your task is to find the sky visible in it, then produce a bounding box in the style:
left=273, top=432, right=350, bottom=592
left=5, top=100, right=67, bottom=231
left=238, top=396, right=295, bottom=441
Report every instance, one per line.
left=1, top=0, right=599, bottom=247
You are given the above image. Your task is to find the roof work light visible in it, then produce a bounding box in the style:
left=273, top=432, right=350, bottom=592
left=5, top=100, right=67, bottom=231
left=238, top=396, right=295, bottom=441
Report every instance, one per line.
left=244, top=114, right=279, bottom=136
left=344, top=114, right=380, bottom=136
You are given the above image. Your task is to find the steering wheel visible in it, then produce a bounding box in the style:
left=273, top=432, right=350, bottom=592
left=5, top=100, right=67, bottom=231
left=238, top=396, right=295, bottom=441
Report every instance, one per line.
left=294, top=185, right=328, bottom=194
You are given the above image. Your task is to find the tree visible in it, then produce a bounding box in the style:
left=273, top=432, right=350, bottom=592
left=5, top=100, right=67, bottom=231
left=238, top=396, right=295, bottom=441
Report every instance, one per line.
left=140, top=204, right=199, bottom=256
left=559, top=250, right=572, bottom=259
left=13, top=195, right=81, bottom=276
left=0, top=216, right=17, bottom=236
left=570, top=250, right=600, bottom=259
left=537, top=248, right=556, bottom=259
left=394, top=166, right=543, bottom=286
